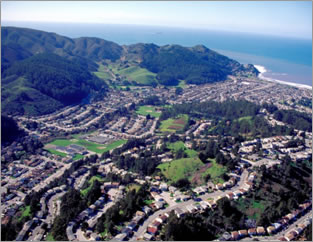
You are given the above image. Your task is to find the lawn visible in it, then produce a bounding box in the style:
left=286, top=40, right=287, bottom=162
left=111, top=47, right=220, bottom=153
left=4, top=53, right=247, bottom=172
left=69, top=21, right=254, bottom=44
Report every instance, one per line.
left=81, top=175, right=105, bottom=196
left=18, top=206, right=31, bottom=221
left=47, top=138, right=127, bottom=154
left=159, top=114, right=188, bottom=133
left=157, top=157, right=203, bottom=183
left=136, top=105, right=161, bottom=118
left=118, top=66, right=157, bottom=85
left=167, top=141, right=197, bottom=158
left=202, top=159, right=227, bottom=184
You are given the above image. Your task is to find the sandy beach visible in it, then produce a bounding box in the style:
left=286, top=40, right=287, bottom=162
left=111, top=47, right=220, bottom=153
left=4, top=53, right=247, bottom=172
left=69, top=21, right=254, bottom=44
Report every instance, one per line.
left=254, top=65, right=312, bottom=90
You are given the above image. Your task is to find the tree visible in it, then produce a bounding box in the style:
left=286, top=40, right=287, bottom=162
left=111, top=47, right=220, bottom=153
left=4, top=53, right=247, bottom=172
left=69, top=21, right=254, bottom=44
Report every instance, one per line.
left=81, top=222, right=89, bottom=232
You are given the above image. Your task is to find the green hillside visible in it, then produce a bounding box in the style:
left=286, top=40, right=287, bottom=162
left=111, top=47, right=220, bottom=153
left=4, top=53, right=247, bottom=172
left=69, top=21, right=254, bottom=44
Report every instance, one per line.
left=2, top=53, right=107, bottom=115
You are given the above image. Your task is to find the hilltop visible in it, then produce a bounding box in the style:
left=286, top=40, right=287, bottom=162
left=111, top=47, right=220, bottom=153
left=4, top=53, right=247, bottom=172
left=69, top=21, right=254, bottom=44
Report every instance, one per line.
left=2, top=26, right=259, bottom=115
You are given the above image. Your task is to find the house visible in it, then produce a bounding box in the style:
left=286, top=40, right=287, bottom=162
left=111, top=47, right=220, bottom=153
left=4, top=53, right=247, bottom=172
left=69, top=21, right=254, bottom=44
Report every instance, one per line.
left=248, top=228, right=257, bottom=236
left=121, top=227, right=133, bottom=237
left=284, top=231, right=297, bottom=241
left=154, top=195, right=164, bottom=202
left=168, top=186, right=177, bottom=193
left=226, top=192, right=234, bottom=200
left=127, top=221, right=137, bottom=230
left=238, top=230, right=248, bottom=238
left=216, top=183, right=223, bottom=190
left=114, top=233, right=127, bottom=241
left=151, top=220, right=161, bottom=228
left=231, top=231, right=240, bottom=240
left=147, top=226, right=158, bottom=235
left=159, top=183, right=168, bottom=191
left=150, top=192, right=159, bottom=200
left=207, top=200, right=217, bottom=209
left=286, top=213, right=295, bottom=221
left=154, top=201, right=165, bottom=209
left=266, top=226, right=276, bottom=235
left=272, top=222, right=282, bottom=231
left=143, top=206, right=152, bottom=215
left=278, top=237, right=287, bottom=241
left=143, top=232, right=154, bottom=241
left=199, top=201, right=209, bottom=210
left=90, top=232, right=100, bottom=241
left=256, top=226, right=266, bottom=235
left=293, top=227, right=303, bottom=235
left=181, top=195, right=190, bottom=201
left=174, top=208, right=185, bottom=218
left=156, top=214, right=168, bottom=224
left=186, top=204, right=197, bottom=213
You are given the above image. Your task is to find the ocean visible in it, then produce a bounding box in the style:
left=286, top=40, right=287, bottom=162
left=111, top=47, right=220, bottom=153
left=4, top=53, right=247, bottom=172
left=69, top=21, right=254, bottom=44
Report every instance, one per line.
left=3, top=21, right=312, bottom=86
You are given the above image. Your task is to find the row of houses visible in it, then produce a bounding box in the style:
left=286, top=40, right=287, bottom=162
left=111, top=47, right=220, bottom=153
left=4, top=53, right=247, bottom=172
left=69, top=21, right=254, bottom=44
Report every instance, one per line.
left=221, top=201, right=312, bottom=241
left=113, top=211, right=146, bottom=241
left=66, top=195, right=108, bottom=241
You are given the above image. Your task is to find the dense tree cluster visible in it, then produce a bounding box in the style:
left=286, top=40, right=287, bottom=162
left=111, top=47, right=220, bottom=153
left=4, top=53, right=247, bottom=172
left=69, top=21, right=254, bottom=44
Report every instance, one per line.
left=140, top=44, right=257, bottom=85
left=95, top=184, right=150, bottom=236
left=162, top=197, right=245, bottom=241
left=273, top=109, right=312, bottom=132
left=2, top=53, right=107, bottom=115
left=235, top=160, right=311, bottom=227
left=1, top=115, right=25, bottom=145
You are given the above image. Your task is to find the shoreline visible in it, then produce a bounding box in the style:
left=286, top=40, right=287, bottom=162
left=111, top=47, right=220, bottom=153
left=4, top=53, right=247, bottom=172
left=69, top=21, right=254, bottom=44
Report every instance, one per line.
left=254, top=65, right=312, bottom=90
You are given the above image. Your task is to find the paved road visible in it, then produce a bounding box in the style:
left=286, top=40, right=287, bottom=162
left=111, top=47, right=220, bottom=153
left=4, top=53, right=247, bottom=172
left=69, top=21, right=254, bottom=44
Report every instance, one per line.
left=131, top=170, right=249, bottom=240
left=32, top=162, right=71, bottom=192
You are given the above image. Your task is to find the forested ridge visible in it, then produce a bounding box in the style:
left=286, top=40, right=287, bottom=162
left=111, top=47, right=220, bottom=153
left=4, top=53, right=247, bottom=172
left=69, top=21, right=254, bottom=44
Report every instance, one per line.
left=2, top=53, right=107, bottom=116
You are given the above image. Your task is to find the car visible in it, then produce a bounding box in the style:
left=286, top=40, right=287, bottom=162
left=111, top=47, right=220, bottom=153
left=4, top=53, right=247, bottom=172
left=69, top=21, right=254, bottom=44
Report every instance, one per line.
left=193, top=197, right=202, bottom=202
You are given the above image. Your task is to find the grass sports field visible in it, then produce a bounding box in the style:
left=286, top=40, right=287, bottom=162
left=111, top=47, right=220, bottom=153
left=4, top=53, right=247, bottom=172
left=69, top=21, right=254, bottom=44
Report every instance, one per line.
left=159, top=114, right=188, bottom=133
left=46, top=138, right=127, bottom=154
left=136, top=105, right=161, bottom=118
left=157, top=157, right=203, bottom=183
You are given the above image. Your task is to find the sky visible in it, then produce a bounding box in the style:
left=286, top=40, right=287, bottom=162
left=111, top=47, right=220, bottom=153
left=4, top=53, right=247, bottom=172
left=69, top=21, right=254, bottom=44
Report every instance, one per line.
left=2, top=1, right=312, bottom=39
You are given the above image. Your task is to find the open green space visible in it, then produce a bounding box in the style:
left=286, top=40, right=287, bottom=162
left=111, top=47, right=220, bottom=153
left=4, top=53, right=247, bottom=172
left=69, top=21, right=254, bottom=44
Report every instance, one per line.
left=236, top=198, right=266, bottom=221
left=81, top=175, right=105, bottom=196
left=45, top=148, right=67, bottom=157
left=159, top=114, right=188, bottom=133
left=157, top=157, right=203, bottom=183
left=93, top=63, right=113, bottom=80
left=18, top=205, right=31, bottom=222
left=167, top=141, right=197, bottom=158
left=202, top=159, right=227, bottom=184
left=118, top=66, right=157, bottom=85
left=47, top=138, right=127, bottom=154
left=136, top=105, right=161, bottom=118
left=238, top=116, right=253, bottom=124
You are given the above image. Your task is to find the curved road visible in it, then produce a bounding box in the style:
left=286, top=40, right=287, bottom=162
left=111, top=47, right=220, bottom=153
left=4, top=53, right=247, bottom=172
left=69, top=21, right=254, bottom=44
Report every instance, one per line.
left=131, top=169, right=249, bottom=240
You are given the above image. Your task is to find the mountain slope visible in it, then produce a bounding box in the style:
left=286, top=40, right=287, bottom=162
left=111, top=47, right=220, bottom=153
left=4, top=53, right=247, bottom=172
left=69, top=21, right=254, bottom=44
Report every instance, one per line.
left=1, top=27, right=123, bottom=68
left=125, top=43, right=258, bottom=85
left=2, top=53, right=107, bottom=116
left=2, top=26, right=260, bottom=115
